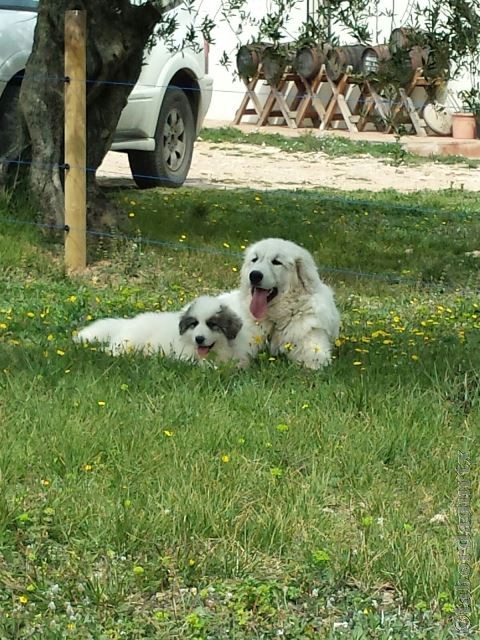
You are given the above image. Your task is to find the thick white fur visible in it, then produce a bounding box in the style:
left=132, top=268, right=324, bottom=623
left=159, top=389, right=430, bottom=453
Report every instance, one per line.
left=74, top=295, right=246, bottom=364
left=217, top=288, right=273, bottom=359
left=221, top=238, right=341, bottom=369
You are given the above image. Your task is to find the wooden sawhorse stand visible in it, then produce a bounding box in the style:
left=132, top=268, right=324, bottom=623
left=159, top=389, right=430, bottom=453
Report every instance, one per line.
left=233, top=72, right=265, bottom=124
left=294, top=65, right=331, bottom=128
left=385, top=69, right=429, bottom=135
left=320, top=70, right=361, bottom=133
left=354, top=80, right=391, bottom=131
left=256, top=72, right=306, bottom=128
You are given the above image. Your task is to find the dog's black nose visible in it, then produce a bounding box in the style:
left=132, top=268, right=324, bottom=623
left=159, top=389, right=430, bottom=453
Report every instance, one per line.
left=249, top=270, right=263, bottom=285
left=195, top=335, right=205, bottom=345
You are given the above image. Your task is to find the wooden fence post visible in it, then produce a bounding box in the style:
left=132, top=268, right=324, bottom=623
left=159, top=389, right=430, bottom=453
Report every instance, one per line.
left=64, top=9, right=86, bottom=272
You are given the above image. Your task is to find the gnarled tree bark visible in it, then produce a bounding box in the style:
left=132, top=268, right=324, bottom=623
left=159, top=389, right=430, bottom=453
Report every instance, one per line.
left=5, top=0, right=161, bottom=229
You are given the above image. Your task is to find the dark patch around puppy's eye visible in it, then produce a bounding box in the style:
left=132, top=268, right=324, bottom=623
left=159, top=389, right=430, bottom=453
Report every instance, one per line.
left=272, top=258, right=283, bottom=266
left=207, top=321, right=219, bottom=331
left=179, top=312, right=198, bottom=335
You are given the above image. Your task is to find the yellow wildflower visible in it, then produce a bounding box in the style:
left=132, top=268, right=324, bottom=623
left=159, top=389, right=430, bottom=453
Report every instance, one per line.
left=371, top=330, right=389, bottom=338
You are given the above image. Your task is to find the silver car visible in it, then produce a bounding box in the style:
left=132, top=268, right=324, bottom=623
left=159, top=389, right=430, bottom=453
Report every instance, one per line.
left=0, top=0, right=213, bottom=187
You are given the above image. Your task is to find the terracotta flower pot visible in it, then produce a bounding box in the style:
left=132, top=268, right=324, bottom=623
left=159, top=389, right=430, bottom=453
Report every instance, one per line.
left=452, top=112, right=477, bottom=139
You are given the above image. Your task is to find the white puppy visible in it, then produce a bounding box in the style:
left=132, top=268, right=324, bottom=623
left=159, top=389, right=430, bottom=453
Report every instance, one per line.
left=74, top=295, right=245, bottom=364
left=221, top=238, right=340, bottom=369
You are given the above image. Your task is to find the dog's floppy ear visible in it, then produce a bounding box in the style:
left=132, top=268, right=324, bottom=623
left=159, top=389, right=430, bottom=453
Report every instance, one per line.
left=179, top=306, right=195, bottom=335
left=213, top=305, right=243, bottom=340
left=295, top=249, right=321, bottom=294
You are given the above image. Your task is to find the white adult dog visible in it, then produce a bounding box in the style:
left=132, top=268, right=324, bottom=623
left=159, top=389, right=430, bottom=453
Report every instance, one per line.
left=220, top=238, right=340, bottom=369
left=74, top=295, right=246, bottom=364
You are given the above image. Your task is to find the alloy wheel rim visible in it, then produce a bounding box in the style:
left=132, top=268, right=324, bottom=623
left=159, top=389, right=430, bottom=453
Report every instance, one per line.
left=163, top=108, right=186, bottom=171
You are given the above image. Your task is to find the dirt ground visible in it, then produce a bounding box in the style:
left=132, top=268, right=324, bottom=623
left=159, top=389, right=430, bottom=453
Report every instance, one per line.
left=98, top=139, right=480, bottom=193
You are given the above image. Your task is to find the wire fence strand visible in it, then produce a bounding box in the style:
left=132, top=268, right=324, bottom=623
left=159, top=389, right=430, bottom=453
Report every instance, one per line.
left=1, top=152, right=479, bottom=221
left=2, top=72, right=440, bottom=110
left=1, top=213, right=478, bottom=292
left=1, top=72, right=477, bottom=291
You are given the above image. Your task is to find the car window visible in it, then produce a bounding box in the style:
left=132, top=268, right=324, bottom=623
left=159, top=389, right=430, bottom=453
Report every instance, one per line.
left=0, top=0, right=38, bottom=9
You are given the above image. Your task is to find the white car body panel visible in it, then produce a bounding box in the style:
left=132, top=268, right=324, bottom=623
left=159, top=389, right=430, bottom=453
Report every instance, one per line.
left=0, top=9, right=36, bottom=93
left=113, top=46, right=213, bottom=149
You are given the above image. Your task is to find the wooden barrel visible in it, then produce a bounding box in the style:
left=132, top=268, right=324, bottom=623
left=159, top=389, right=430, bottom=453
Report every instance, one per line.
left=389, top=27, right=415, bottom=52
left=379, top=45, right=428, bottom=86
left=389, top=27, right=431, bottom=54
left=262, top=44, right=294, bottom=86
left=294, top=44, right=330, bottom=80
left=423, top=47, right=450, bottom=81
left=326, top=45, right=367, bottom=81
left=236, top=43, right=270, bottom=79
left=360, top=44, right=391, bottom=76
left=409, top=45, right=428, bottom=72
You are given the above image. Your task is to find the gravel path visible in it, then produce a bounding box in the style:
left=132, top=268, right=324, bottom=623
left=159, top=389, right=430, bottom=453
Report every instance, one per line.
left=98, top=141, right=480, bottom=192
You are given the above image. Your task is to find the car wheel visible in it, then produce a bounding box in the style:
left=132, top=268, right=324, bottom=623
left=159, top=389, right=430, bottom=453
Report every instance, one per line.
left=128, top=86, right=195, bottom=189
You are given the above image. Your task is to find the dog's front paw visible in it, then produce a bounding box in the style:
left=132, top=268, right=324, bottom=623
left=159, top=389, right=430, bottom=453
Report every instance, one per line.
left=288, top=345, right=332, bottom=370
left=235, top=357, right=251, bottom=369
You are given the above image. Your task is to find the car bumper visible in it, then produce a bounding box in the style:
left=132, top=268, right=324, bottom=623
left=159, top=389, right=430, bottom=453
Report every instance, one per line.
left=196, top=75, right=213, bottom=134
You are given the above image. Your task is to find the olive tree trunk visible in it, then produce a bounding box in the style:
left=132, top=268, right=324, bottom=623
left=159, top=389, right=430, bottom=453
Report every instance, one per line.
left=9, top=0, right=161, bottom=228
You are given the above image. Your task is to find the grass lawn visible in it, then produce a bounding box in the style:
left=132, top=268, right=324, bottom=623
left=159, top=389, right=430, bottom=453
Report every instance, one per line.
left=0, top=184, right=479, bottom=639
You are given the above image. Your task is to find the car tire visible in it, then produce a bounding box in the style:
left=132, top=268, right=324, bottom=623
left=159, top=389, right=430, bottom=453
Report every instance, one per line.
left=0, top=83, right=21, bottom=158
left=128, top=86, right=195, bottom=189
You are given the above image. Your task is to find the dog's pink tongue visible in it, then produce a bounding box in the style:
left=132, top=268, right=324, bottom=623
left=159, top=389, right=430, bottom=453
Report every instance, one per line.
left=197, top=346, right=210, bottom=358
left=250, top=288, right=269, bottom=319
